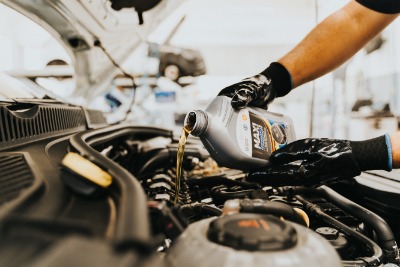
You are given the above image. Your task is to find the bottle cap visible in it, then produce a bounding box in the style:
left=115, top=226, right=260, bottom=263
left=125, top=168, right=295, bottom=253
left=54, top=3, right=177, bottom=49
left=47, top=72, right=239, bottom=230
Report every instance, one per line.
left=207, top=214, right=297, bottom=251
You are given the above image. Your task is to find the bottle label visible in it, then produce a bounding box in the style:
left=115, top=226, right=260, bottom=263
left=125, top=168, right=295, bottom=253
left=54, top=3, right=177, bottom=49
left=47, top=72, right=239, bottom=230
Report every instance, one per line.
left=217, top=97, right=232, bottom=127
left=237, top=110, right=288, bottom=159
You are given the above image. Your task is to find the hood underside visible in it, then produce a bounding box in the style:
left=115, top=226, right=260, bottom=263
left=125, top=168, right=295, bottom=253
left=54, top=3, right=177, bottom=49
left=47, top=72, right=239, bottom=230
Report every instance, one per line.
left=3, top=0, right=181, bottom=100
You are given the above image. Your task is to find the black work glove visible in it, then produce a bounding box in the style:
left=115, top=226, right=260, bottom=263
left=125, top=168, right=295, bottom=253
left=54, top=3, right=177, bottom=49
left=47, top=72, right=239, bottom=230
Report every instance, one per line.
left=218, top=62, right=293, bottom=109
left=247, top=135, right=392, bottom=187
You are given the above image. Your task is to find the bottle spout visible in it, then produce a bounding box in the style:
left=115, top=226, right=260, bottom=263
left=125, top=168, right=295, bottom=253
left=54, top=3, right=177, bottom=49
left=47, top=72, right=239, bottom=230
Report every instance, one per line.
left=184, top=110, right=208, bottom=136
left=186, top=111, right=197, bottom=129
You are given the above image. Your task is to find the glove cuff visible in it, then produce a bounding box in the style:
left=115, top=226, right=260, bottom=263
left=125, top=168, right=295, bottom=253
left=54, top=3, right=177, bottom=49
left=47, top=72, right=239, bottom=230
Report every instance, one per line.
left=260, top=62, right=293, bottom=97
left=350, top=135, right=392, bottom=172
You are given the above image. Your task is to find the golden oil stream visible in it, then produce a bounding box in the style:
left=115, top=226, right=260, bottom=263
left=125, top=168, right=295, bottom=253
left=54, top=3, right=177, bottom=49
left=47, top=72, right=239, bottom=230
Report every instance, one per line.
left=175, top=126, right=191, bottom=204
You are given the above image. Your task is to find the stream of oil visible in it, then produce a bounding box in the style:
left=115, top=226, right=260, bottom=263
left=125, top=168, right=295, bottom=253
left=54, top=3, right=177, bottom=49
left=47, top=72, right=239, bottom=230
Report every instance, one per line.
left=175, top=126, right=191, bottom=204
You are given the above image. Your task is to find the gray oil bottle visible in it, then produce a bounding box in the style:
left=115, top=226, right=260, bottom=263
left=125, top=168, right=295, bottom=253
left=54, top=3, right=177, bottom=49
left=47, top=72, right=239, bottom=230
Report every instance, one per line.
left=184, top=96, right=296, bottom=171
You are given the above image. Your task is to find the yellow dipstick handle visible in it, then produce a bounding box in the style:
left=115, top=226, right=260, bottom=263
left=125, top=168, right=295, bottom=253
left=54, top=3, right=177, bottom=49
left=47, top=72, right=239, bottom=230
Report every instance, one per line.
left=62, top=152, right=112, bottom=188
left=293, top=208, right=310, bottom=227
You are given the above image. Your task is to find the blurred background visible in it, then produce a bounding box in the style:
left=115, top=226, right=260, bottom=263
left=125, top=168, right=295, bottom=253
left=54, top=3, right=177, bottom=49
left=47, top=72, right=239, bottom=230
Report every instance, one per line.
left=1, top=0, right=399, bottom=139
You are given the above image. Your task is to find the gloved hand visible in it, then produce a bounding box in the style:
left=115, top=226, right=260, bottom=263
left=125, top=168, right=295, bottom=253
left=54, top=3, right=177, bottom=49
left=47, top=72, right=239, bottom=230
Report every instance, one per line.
left=218, top=62, right=293, bottom=109
left=247, top=135, right=392, bottom=187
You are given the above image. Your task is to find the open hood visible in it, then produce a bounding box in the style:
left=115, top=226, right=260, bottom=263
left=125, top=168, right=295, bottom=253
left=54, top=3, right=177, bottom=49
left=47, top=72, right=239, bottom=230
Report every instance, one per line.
left=2, top=0, right=182, bottom=100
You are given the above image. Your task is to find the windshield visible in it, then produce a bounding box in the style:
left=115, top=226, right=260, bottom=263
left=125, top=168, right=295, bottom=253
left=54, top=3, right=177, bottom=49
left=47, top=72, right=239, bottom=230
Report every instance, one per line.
left=0, top=3, right=73, bottom=100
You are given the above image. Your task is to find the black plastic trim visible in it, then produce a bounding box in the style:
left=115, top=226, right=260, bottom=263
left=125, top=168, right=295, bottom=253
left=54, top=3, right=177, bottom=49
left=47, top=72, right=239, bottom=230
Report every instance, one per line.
left=0, top=104, right=86, bottom=150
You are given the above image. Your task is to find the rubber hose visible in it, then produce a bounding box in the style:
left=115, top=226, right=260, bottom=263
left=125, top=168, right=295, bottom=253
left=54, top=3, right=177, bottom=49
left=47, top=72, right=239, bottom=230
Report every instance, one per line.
left=318, top=185, right=399, bottom=263
left=181, top=203, right=222, bottom=217
left=186, top=176, right=260, bottom=189
left=295, top=195, right=384, bottom=267
left=70, top=126, right=157, bottom=250
left=211, top=187, right=254, bottom=202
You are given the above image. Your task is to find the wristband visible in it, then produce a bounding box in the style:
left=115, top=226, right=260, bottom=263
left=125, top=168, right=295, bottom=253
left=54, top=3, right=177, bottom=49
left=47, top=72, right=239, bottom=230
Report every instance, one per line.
left=260, top=62, right=293, bottom=97
left=384, top=133, right=393, bottom=171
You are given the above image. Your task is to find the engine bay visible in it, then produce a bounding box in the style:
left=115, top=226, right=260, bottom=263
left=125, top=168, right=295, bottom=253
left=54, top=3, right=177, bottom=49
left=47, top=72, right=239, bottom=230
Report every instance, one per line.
left=0, top=102, right=400, bottom=267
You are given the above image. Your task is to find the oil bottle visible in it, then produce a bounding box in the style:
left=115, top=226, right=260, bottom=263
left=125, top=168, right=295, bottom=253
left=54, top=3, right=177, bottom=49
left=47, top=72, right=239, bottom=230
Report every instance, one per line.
left=184, top=96, right=296, bottom=171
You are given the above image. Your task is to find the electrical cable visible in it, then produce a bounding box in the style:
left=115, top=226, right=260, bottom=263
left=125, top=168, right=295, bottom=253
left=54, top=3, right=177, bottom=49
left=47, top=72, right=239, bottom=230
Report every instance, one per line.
left=278, top=186, right=400, bottom=264
left=318, top=185, right=400, bottom=264
left=295, top=194, right=384, bottom=267
left=279, top=185, right=400, bottom=263
left=94, top=40, right=137, bottom=124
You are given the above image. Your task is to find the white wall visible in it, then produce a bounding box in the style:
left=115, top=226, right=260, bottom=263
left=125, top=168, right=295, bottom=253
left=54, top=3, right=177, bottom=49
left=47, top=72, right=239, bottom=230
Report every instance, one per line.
left=0, top=4, right=70, bottom=71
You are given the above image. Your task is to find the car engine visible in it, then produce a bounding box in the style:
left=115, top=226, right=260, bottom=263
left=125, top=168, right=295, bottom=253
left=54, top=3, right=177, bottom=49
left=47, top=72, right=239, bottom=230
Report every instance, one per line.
left=0, top=101, right=400, bottom=267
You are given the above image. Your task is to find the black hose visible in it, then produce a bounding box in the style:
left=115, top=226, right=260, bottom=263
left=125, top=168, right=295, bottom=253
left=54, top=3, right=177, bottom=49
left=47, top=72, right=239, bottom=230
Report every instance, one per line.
left=166, top=144, right=210, bottom=161
left=211, top=186, right=254, bottom=203
left=180, top=203, right=222, bottom=217
left=277, top=186, right=320, bottom=197
left=186, top=176, right=260, bottom=190
left=137, top=148, right=171, bottom=176
left=85, top=125, right=173, bottom=147
left=295, top=195, right=384, bottom=267
left=238, top=199, right=307, bottom=227
left=318, top=185, right=400, bottom=264
left=137, top=145, right=210, bottom=176
left=69, top=125, right=167, bottom=251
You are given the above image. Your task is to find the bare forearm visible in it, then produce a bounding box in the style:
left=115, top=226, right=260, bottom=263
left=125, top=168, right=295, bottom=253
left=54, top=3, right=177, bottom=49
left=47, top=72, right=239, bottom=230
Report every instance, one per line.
left=278, top=1, right=398, bottom=88
left=390, top=132, right=400, bottom=168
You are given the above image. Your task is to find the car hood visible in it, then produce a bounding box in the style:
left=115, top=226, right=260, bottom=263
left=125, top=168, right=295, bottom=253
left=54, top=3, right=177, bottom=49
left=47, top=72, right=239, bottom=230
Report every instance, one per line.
left=2, top=0, right=181, bottom=100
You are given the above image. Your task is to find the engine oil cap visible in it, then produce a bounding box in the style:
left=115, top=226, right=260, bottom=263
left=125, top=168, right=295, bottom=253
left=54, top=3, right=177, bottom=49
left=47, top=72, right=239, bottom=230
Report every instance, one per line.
left=207, top=214, right=297, bottom=251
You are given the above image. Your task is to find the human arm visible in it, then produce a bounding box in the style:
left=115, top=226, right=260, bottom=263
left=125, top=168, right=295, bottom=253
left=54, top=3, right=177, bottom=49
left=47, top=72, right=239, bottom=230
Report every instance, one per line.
left=247, top=132, right=400, bottom=187
left=219, top=1, right=399, bottom=109
left=279, top=1, right=399, bottom=88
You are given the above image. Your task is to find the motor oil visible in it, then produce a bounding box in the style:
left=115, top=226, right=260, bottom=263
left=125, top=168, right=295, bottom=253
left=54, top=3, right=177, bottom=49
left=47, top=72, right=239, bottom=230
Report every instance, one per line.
left=175, top=126, right=191, bottom=204
left=183, top=96, right=296, bottom=171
